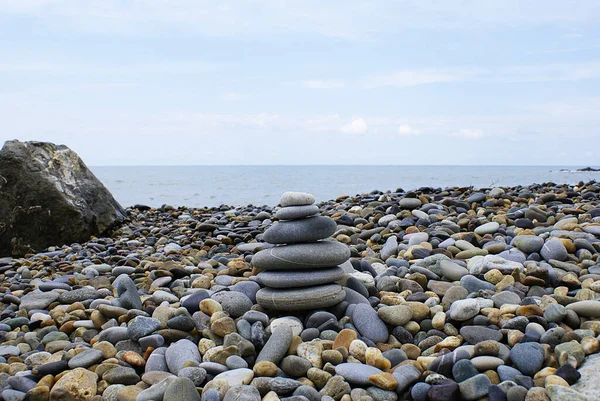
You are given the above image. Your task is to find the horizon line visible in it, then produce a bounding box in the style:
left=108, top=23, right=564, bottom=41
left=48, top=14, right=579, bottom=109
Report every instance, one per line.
left=88, top=164, right=600, bottom=168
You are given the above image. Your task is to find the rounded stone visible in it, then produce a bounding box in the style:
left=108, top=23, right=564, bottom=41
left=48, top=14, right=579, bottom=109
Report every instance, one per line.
left=256, top=267, right=345, bottom=288
left=263, top=216, right=337, bottom=244
left=352, top=303, right=389, bottom=344
left=280, top=192, right=316, bottom=207
left=511, top=235, right=544, bottom=254
left=474, top=222, right=500, bottom=235
left=163, top=377, right=200, bottom=401
left=377, top=305, right=413, bottom=326
left=540, top=238, right=568, bottom=262
left=256, top=284, right=345, bottom=311
left=335, top=363, right=382, bottom=385
left=210, top=291, right=253, bottom=318
left=510, top=343, right=544, bottom=377
left=251, top=241, right=350, bottom=270
left=275, top=204, right=320, bottom=220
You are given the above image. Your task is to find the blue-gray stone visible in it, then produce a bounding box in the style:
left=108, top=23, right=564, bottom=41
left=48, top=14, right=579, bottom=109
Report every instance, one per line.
left=510, top=343, right=544, bottom=376
left=128, top=316, right=161, bottom=341
left=263, top=216, right=337, bottom=244
left=165, top=340, right=201, bottom=375
left=164, top=377, right=200, bottom=401
left=334, top=363, right=382, bottom=385
left=211, top=291, right=253, bottom=318
left=257, top=267, right=344, bottom=288
left=275, top=205, right=319, bottom=220
left=458, top=374, right=491, bottom=400
left=251, top=241, right=350, bottom=270
left=351, top=304, right=389, bottom=344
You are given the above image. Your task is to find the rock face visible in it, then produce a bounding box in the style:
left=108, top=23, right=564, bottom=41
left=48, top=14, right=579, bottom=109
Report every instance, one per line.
left=0, top=140, right=126, bottom=256
left=254, top=192, right=348, bottom=311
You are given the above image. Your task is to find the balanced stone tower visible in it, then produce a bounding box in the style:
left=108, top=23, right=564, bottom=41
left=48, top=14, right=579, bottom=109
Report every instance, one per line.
left=253, top=192, right=350, bottom=311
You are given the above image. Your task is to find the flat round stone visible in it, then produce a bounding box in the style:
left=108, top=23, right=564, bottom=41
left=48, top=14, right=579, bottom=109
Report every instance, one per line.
left=275, top=205, right=320, bottom=220
left=251, top=241, right=350, bottom=270
left=280, top=192, right=315, bottom=207
left=256, top=284, right=345, bottom=311
left=263, top=216, right=337, bottom=244
left=257, top=267, right=345, bottom=288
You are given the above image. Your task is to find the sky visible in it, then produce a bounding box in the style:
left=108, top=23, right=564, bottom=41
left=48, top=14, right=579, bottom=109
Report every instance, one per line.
left=1, top=0, right=599, bottom=166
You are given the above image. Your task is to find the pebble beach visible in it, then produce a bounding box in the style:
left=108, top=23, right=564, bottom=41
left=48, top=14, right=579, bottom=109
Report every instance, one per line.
left=1, top=182, right=600, bottom=401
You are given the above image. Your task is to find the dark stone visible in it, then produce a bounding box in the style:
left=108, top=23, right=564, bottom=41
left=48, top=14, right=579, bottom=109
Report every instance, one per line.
left=0, top=140, right=126, bottom=257
left=428, top=380, right=459, bottom=401
left=555, top=363, right=581, bottom=385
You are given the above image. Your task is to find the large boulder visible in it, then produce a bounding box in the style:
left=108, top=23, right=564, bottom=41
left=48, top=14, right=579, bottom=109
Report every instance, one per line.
left=0, top=140, right=126, bottom=256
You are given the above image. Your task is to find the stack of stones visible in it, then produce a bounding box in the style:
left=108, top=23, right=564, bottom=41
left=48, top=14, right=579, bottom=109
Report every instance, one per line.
left=253, top=191, right=350, bottom=311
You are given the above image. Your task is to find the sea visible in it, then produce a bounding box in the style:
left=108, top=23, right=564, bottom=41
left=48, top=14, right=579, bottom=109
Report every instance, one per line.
left=90, top=165, right=600, bottom=208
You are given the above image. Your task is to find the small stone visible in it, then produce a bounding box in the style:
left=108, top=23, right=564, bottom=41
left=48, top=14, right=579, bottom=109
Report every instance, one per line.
left=164, top=377, right=200, bottom=401
left=458, top=374, right=491, bottom=400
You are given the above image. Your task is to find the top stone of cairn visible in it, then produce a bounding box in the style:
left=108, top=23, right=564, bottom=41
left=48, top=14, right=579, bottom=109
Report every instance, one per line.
left=279, top=191, right=316, bottom=207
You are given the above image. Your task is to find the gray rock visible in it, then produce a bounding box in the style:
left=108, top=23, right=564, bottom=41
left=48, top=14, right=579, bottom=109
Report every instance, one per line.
left=440, top=260, right=469, bottom=281
left=256, top=267, right=345, bottom=288
left=459, top=326, right=503, bottom=344
left=251, top=241, right=350, bottom=270
left=566, top=300, right=600, bottom=318
left=458, top=374, right=491, bottom=400
left=460, top=275, right=495, bottom=294
left=164, top=377, right=200, bottom=401
left=281, top=355, right=312, bottom=378
left=474, top=222, right=500, bottom=235
left=6, top=376, right=36, bottom=393
left=380, top=236, right=398, bottom=261
left=231, top=281, right=261, bottom=304
left=0, top=140, right=126, bottom=257
left=280, top=192, right=315, bottom=207
left=399, top=198, right=422, bottom=210
left=103, top=366, right=140, bottom=385
left=114, top=274, right=143, bottom=310
left=571, top=353, right=600, bottom=401
left=58, top=287, right=100, bottom=304
left=449, top=299, right=480, bottom=321
left=544, top=304, right=567, bottom=323
left=351, top=303, right=389, bottom=343
left=223, top=385, right=261, bottom=401
left=67, top=348, right=104, bottom=369
left=128, top=316, right=161, bottom=341
left=211, top=291, right=253, bottom=318
left=165, top=339, right=201, bottom=375
left=392, top=364, right=421, bottom=393
left=137, top=376, right=176, bottom=401
left=334, top=363, right=382, bottom=385
left=19, top=290, right=61, bottom=311
left=491, top=291, right=521, bottom=308
left=263, top=216, right=337, bottom=244
left=275, top=205, right=320, bottom=220
left=256, top=325, right=293, bottom=365
left=511, top=235, right=544, bottom=254
left=256, top=284, right=345, bottom=311
left=179, top=367, right=207, bottom=386
left=0, top=390, right=26, bottom=401
left=541, top=238, right=568, bottom=262
left=510, top=342, right=544, bottom=376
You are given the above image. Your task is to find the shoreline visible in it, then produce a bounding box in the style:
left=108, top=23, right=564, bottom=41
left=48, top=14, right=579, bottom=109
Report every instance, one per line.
left=0, top=181, right=599, bottom=400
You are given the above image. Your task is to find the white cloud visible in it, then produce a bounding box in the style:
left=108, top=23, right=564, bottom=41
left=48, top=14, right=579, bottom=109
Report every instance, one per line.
left=398, top=124, right=421, bottom=136
left=341, top=118, right=368, bottom=135
left=449, top=129, right=484, bottom=139
left=302, top=80, right=345, bottom=89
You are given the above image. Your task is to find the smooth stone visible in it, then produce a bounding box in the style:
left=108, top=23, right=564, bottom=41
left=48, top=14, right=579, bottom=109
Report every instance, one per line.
left=449, top=299, right=480, bottom=321
left=251, top=241, right=350, bottom=270
left=256, top=284, right=345, bottom=311
left=460, top=275, right=495, bottom=293
left=211, top=291, right=253, bottom=318
left=256, top=267, right=344, bottom=288
left=334, top=363, right=382, bottom=385
left=458, top=374, right=491, bottom=400
left=231, top=281, right=261, bottom=304
left=460, top=326, right=503, bottom=344
left=57, top=287, right=100, bottom=304
left=399, top=198, right=422, bottom=209
left=275, top=205, right=320, bottom=220
left=213, top=369, right=254, bottom=387
left=352, top=303, right=389, bottom=343
left=19, top=291, right=60, bottom=311
left=440, top=260, right=469, bottom=281
left=223, top=385, right=261, bottom=401
left=377, top=305, right=413, bottom=326
left=67, top=348, right=104, bottom=369
left=280, top=192, right=315, bottom=207
left=492, top=291, right=521, bottom=308
left=475, top=222, right=500, bottom=235
left=137, top=376, right=176, bottom=401
left=497, top=365, right=523, bottom=382
left=263, top=216, right=337, bottom=244
left=428, top=381, right=459, bottom=401
left=541, top=238, right=568, bottom=262
left=114, top=274, right=143, bottom=310
left=380, top=236, right=398, bottom=260
left=103, top=366, right=140, bottom=385
left=471, top=356, right=504, bottom=370
left=511, top=235, right=544, bottom=254
left=510, top=343, right=544, bottom=376
left=256, top=326, right=293, bottom=365
left=165, top=339, right=201, bottom=375
left=179, top=367, right=208, bottom=386
left=565, top=300, right=600, bottom=317
left=453, top=359, right=479, bottom=382
left=392, top=364, right=421, bottom=393
left=164, top=377, right=200, bottom=401
left=128, top=316, right=161, bottom=341
left=546, top=385, right=588, bottom=401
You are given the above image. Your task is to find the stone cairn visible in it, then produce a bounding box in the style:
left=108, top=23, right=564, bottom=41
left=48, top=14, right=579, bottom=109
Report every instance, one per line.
left=253, top=191, right=350, bottom=311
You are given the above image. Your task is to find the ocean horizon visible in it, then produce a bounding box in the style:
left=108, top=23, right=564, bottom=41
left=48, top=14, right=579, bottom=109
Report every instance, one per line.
left=90, top=165, right=600, bottom=208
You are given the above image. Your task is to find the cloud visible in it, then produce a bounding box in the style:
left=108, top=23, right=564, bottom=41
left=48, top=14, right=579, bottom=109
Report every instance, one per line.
left=449, top=129, right=484, bottom=139
left=341, top=118, right=367, bottom=135
left=302, top=80, right=345, bottom=89
left=398, top=124, right=421, bottom=136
